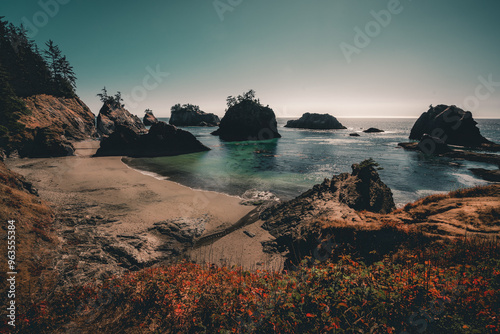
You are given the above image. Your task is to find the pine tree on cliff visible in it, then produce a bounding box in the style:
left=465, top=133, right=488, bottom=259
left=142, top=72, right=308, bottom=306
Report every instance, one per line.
left=0, top=64, right=29, bottom=150
left=44, top=40, right=76, bottom=97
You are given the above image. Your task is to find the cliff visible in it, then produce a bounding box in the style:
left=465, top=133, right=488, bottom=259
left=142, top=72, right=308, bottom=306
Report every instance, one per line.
left=9, top=94, right=97, bottom=157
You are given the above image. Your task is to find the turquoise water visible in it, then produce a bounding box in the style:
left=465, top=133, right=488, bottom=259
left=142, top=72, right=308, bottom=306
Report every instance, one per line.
left=124, top=118, right=500, bottom=207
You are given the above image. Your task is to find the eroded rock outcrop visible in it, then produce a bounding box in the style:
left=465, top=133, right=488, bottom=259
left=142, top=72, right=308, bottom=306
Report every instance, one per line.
left=143, top=110, right=159, bottom=126
left=262, top=160, right=395, bottom=239
left=94, top=121, right=210, bottom=157
left=212, top=100, right=281, bottom=141
left=169, top=104, right=220, bottom=127
left=97, top=102, right=146, bottom=137
left=285, top=113, right=346, bottom=130
left=12, top=94, right=96, bottom=157
left=409, top=104, right=494, bottom=147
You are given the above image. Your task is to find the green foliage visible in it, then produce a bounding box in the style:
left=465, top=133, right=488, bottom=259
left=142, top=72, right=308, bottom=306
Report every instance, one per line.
left=171, top=103, right=201, bottom=113
left=0, top=63, right=29, bottom=150
left=0, top=17, right=77, bottom=98
left=359, top=158, right=384, bottom=170
left=97, top=87, right=123, bottom=107
left=226, top=89, right=261, bottom=108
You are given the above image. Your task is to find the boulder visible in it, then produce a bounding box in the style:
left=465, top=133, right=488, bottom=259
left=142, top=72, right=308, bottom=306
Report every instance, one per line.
left=417, top=134, right=452, bottom=154
left=350, top=133, right=360, bottom=137
left=284, top=113, right=346, bottom=130
left=211, top=100, right=281, bottom=141
left=169, top=104, right=220, bottom=127
left=409, top=105, right=491, bottom=147
left=94, top=121, right=210, bottom=157
left=363, top=128, right=384, bottom=133
left=97, top=102, right=146, bottom=137
left=143, top=111, right=158, bottom=126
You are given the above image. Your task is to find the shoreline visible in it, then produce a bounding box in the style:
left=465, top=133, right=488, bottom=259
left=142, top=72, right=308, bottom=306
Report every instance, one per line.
left=6, top=140, right=280, bottom=270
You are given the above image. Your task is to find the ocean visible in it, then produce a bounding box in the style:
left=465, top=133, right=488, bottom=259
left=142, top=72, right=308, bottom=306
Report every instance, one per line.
left=123, top=118, right=500, bottom=207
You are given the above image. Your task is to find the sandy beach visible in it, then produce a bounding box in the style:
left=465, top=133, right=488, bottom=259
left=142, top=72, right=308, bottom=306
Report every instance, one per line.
left=6, top=140, right=281, bottom=269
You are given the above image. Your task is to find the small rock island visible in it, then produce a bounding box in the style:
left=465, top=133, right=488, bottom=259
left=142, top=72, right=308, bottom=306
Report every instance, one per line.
left=169, top=103, right=220, bottom=127
left=211, top=90, right=281, bottom=141
left=284, top=112, right=346, bottom=130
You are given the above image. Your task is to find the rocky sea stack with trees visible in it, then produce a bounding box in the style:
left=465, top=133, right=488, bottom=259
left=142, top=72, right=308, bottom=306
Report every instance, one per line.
left=211, top=90, right=281, bottom=141
left=169, top=103, right=220, bottom=127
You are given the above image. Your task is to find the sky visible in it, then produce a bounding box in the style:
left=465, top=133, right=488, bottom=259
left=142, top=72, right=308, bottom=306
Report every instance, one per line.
left=2, top=0, right=500, bottom=118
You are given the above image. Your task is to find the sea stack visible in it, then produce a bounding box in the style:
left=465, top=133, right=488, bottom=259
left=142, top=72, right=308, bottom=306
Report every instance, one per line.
left=143, top=109, right=158, bottom=126
left=284, top=113, right=346, bottom=130
left=409, top=105, right=490, bottom=147
left=211, top=90, right=281, bottom=141
left=169, top=104, right=220, bottom=127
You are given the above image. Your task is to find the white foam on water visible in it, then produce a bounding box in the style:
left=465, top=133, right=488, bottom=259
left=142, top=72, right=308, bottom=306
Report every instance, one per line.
left=452, top=173, right=490, bottom=187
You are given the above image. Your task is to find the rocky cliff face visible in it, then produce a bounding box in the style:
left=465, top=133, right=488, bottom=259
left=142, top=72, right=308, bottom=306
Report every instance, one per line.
left=211, top=100, right=281, bottom=141
left=285, top=113, right=346, bottom=130
left=12, top=94, right=96, bottom=157
left=409, top=105, right=491, bottom=147
left=95, top=121, right=210, bottom=157
left=143, top=112, right=159, bottom=126
left=97, top=102, right=146, bottom=137
left=169, top=106, right=220, bottom=127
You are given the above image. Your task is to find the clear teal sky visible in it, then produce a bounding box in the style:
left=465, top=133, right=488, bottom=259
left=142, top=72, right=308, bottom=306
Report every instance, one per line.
left=3, top=0, right=500, bottom=118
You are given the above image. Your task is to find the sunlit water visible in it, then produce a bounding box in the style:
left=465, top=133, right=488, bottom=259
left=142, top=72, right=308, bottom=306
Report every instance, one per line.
left=123, top=118, right=500, bottom=207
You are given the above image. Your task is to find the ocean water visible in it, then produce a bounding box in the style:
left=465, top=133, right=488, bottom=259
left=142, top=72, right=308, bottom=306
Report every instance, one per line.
left=123, top=118, right=500, bottom=207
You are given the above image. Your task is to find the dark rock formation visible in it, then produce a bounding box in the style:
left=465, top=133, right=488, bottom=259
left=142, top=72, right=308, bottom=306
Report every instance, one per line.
left=211, top=100, right=281, bottom=141
left=329, top=160, right=395, bottom=214
left=409, top=104, right=492, bottom=147
left=350, top=133, right=360, bottom=137
left=95, top=121, right=210, bottom=157
left=21, top=127, right=75, bottom=158
left=363, top=128, right=384, bottom=133
left=97, top=102, right=146, bottom=137
left=260, top=160, right=395, bottom=262
left=284, top=113, right=346, bottom=130
left=262, top=159, right=395, bottom=231
left=169, top=104, right=220, bottom=127
left=143, top=111, right=158, bottom=126
left=469, top=168, right=500, bottom=182
left=417, top=134, right=452, bottom=154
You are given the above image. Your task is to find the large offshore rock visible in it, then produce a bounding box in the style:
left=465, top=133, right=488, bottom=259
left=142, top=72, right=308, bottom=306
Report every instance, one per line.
left=284, top=113, right=346, bottom=130
left=211, top=100, right=281, bottom=141
left=409, top=104, right=491, bottom=147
